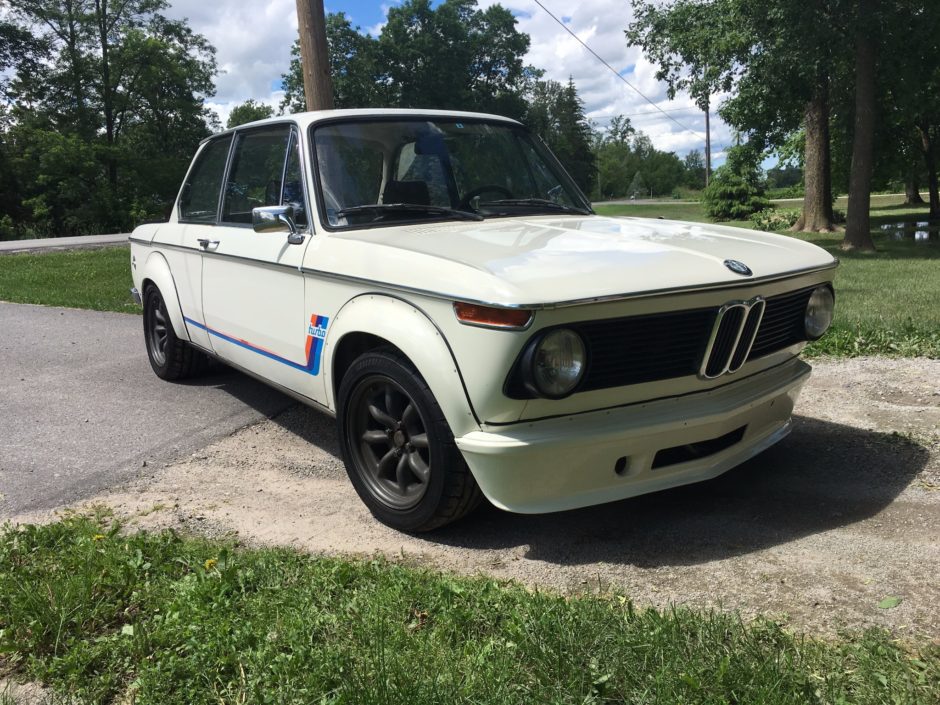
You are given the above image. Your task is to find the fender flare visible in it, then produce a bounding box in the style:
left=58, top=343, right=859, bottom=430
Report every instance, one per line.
left=139, top=250, right=190, bottom=343
left=323, top=294, right=479, bottom=438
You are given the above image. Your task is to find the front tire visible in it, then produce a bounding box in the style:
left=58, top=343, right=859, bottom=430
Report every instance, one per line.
left=143, top=284, right=207, bottom=380
left=337, top=350, right=481, bottom=532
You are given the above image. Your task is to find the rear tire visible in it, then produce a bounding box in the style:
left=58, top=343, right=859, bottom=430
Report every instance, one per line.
left=337, top=350, right=482, bottom=532
left=143, top=284, right=208, bottom=380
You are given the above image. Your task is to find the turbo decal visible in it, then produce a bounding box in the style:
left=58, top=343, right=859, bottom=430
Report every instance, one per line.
left=184, top=314, right=329, bottom=376
left=304, top=314, right=329, bottom=375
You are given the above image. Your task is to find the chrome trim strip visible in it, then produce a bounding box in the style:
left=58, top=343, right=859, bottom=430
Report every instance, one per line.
left=299, top=261, right=838, bottom=310
left=728, top=299, right=766, bottom=373
left=134, top=239, right=302, bottom=274
left=699, top=296, right=765, bottom=380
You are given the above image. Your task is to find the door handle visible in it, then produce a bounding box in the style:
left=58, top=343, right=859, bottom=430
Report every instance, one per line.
left=197, top=238, right=219, bottom=249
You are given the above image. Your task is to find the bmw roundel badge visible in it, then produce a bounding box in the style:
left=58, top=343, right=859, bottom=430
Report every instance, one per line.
left=723, top=259, right=753, bottom=276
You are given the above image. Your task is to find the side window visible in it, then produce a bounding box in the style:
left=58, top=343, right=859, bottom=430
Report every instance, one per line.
left=281, top=133, right=308, bottom=228
left=222, top=125, right=292, bottom=224
left=178, top=135, right=232, bottom=222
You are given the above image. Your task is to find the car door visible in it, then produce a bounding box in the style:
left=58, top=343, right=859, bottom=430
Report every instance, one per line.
left=161, top=133, right=234, bottom=351
left=201, top=122, right=316, bottom=394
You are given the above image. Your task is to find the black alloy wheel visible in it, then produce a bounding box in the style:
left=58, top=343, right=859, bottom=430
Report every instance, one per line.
left=347, top=375, right=432, bottom=510
left=142, top=284, right=207, bottom=380
left=337, top=350, right=482, bottom=531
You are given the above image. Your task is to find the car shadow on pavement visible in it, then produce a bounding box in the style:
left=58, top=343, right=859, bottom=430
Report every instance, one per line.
left=171, top=364, right=298, bottom=419
left=428, top=416, right=930, bottom=568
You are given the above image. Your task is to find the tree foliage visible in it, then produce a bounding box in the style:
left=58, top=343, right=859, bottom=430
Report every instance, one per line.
left=2, top=0, right=217, bottom=236
left=591, top=116, right=688, bottom=199
left=702, top=145, right=771, bottom=220
left=281, top=0, right=535, bottom=120
left=526, top=78, right=595, bottom=194
left=227, top=100, right=274, bottom=129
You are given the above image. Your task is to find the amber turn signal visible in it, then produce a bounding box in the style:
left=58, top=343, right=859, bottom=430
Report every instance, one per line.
left=453, top=302, right=532, bottom=329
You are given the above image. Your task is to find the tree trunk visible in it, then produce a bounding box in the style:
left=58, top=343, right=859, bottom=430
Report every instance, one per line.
left=792, top=84, right=834, bottom=232
left=295, top=0, right=335, bottom=110
left=919, top=126, right=940, bottom=219
left=905, top=166, right=925, bottom=205
left=95, top=0, right=118, bottom=189
left=843, top=0, right=877, bottom=251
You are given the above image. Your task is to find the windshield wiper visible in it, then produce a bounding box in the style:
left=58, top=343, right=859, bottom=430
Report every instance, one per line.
left=335, top=203, right=483, bottom=222
left=480, top=198, right=591, bottom=215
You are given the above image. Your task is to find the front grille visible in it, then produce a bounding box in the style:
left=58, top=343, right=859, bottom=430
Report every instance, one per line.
left=748, top=287, right=814, bottom=358
left=576, top=308, right=715, bottom=391
left=505, top=285, right=819, bottom=399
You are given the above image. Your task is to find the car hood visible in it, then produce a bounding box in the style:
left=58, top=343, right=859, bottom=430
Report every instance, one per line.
left=315, top=215, right=837, bottom=306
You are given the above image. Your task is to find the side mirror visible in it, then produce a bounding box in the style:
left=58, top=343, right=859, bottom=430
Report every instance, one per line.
left=252, top=205, right=304, bottom=245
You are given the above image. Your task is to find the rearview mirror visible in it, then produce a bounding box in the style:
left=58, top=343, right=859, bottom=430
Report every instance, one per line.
left=252, top=205, right=304, bottom=245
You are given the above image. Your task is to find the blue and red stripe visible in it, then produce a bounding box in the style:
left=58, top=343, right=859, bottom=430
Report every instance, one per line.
left=184, top=314, right=328, bottom=376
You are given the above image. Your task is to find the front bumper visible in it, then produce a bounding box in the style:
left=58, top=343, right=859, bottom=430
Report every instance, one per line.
left=456, top=358, right=810, bottom=513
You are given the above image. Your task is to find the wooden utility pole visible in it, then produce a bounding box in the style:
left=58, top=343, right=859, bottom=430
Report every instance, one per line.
left=295, top=0, right=334, bottom=111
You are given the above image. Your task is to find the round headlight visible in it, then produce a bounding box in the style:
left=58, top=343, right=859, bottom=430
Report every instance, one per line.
left=805, top=286, right=835, bottom=340
left=529, top=329, right=586, bottom=398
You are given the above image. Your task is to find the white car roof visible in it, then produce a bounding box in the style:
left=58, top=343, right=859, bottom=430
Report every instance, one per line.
left=211, top=107, right=524, bottom=141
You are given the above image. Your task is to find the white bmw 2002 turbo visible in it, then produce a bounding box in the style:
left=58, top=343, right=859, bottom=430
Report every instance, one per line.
left=130, top=108, right=837, bottom=531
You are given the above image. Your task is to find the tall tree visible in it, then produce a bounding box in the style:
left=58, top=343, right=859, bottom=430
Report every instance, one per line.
left=526, top=78, right=596, bottom=194
left=281, top=12, right=386, bottom=113
left=5, top=0, right=217, bottom=234
left=843, top=0, right=878, bottom=251
left=683, top=149, right=706, bottom=190
left=628, top=0, right=843, bottom=232
left=281, top=0, right=535, bottom=119
left=227, top=99, right=274, bottom=128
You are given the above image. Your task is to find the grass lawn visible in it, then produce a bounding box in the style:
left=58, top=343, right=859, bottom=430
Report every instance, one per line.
left=1, top=517, right=937, bottom=704
left=0, top=246, right=137, bottom=314
left=1, top=196, right=937, bottom=357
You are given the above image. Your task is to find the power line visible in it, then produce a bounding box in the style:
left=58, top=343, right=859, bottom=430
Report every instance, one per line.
left=589, top=108, right=701, bottom=121
left=531, top=0, right=707, bottom=140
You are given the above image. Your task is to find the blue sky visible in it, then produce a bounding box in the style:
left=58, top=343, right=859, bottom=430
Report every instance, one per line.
left=166, top=0, right=735, bottom=163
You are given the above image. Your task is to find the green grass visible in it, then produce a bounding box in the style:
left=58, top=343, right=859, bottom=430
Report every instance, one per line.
left=1, top=517, right=938, bottom=704
left=596, top=197, right=940, bottom=358
left=0, top=246, right=137, bottom=313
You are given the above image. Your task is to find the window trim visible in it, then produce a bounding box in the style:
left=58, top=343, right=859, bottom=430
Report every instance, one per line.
left=176, top=133, right=235, bottom=226
left=307, top=115, right=592, bottom=233
left=218, top=121, right=312, bottom=231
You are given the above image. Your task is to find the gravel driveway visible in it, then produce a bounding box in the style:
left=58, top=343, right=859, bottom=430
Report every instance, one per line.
left=8, top=350, right=940, bottom=638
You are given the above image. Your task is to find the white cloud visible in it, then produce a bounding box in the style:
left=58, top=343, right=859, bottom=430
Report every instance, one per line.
left=480, top=0, right=733, bottom=160
left=166, top=0, right=298, bottom=110
left=166, top=0, right=731, bottom=161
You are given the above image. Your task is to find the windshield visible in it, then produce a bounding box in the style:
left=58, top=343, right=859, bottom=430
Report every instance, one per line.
left=311, top=118, right=592, bottom=229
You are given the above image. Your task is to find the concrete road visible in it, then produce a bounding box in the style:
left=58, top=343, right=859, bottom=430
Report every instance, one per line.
left=0, top=233, right=130, bottom=254
left=0, top=303, right=294, bottom=517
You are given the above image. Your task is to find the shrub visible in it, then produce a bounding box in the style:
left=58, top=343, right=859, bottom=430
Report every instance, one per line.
left=702, top=168, right=771, bottom=220
left=750, top=208, right=801, bottom=231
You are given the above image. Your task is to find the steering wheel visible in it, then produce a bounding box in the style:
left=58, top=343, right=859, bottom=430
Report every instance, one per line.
left=459, top=184, right=514, bottom=210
